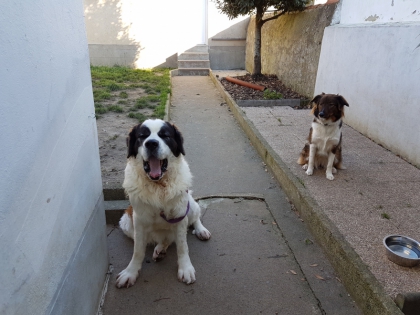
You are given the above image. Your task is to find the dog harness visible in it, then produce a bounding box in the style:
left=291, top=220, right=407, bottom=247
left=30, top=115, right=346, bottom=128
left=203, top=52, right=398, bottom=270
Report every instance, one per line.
left=159, top=191, right=190, bottom=224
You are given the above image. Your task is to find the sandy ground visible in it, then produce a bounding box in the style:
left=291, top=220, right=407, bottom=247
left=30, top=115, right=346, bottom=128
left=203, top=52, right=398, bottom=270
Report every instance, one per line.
left=96, top=87, right=152, bottom=190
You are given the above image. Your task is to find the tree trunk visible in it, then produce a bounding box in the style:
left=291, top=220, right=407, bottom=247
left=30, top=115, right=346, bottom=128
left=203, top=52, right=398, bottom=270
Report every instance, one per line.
left=252, top=8, right=264, bottom=76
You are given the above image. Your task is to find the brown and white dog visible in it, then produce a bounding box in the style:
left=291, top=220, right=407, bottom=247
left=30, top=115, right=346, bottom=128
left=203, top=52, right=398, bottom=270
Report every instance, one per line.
left=116, top=119, right=211, bottom=288
left=297, top=93, right=349, bottom=180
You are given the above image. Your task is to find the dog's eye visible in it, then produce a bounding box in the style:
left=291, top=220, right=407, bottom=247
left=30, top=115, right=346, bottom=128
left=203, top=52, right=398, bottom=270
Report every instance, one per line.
left=139, top=134, right=148, bottom=139
left=159, top=133, right=170, bottom=139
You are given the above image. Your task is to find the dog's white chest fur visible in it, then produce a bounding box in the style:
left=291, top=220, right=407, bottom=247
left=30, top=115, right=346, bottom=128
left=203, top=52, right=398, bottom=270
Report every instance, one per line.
left=311, top=121, right=341, bottom=156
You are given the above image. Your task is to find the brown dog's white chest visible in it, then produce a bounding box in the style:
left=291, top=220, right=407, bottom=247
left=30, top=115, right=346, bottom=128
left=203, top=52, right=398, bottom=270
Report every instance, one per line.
left=310, top=121, right=341, bottom=156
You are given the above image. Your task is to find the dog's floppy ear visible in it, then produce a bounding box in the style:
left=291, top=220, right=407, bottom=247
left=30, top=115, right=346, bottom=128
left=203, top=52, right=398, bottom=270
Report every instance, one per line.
left=126, top=125, right=139, bottom=158
left=336, top=95, right=349, bottom=107
left=311, top=92, right=325, bottom=105
left=310, top=93, right=325, bottom=116
left=170, top=123, right=185, bottom=157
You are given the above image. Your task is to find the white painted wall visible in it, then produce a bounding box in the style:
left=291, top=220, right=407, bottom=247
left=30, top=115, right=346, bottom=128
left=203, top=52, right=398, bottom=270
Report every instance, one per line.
left=84, top=0, right=247, bottom=68
left=315, top=0, right=420, bottom=167
left=340, top=0, right=420, bottom=24
left=0, top=1, right=108, bottom=314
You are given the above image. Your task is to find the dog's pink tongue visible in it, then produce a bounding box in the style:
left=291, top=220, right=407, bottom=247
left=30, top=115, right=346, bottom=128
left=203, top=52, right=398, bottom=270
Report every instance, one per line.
left=148, top=157, right=161, bottom=178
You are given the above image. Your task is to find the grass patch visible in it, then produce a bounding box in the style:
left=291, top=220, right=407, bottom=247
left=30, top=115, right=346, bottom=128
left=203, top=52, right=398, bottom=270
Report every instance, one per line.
left=108, top=105, right=124, bottom=113
left=134, top=97, right=149, bottom=109
left=90, top=66, right=170, bottom=119
left=119, top=91, right=128, bottom=98
left=128, top=112, right=147, bottom=122
left=93, top=90, right=112, bottom=102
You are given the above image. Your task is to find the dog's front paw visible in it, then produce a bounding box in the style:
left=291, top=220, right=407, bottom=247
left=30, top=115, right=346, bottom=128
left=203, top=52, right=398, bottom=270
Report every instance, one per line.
left=302, top=164, right=308, bottom=170
left=305, top=168, right=313, bottom=176
left=116, top=268, right=139, bottom=288
left=326, top=173, right=334, bottom=180
left=193, top=227, right=211, bottom=241
left=178, top=264, right=196, bottom=284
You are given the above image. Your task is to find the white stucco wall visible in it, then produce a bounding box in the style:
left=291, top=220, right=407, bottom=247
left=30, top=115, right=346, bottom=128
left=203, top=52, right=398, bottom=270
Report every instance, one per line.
left=84, top=0, right=247, bottom=68
left=340, top=0, right=420, bottom=24
left=0, top=1, right=108, bottom=314
left=315, top=0, right=420, bottom=167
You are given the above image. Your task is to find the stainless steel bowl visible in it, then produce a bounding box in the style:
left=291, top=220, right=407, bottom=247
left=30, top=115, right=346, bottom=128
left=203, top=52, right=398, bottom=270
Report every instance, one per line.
left=383, top=235, right=420, bottom=267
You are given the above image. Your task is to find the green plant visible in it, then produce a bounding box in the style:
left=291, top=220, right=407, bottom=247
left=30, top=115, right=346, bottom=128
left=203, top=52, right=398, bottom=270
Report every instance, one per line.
left=108, top=105, right=124, bottom=113
left=134, top=97, right=149, bottom=109
left=93, top=90, right=111, bottom=102
left=128, top=112, right=147, bottom=122
left=297, top=177, right=305, bottom=188
left=119, top=91, right=128, bottom=98
left=94, top=104, right=108, bottom=115
left=381, top=213, right=391, bottom=220
left=263, top=89, right=283, bottom=100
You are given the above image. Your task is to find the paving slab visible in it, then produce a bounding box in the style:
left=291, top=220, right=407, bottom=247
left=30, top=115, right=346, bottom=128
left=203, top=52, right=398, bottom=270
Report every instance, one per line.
left=101, top=75, right=360, bottom=314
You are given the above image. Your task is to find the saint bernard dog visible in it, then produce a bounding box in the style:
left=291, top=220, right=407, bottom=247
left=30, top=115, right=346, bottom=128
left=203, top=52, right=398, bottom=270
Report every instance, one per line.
left=116, top=119, right=211, bottom=288
left=297, top=93, right=349, bottom=180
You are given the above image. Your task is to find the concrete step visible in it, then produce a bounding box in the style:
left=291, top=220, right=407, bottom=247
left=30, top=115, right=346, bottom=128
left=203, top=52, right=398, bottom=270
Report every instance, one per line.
left=104, top=200, right=130, bottom=225
left=177, top=68, right=209, bottom=76
left=178, top=52, right=209, bottom=61
left=185, top=44, right=208, bottom=53
left=178, top=60, right=210, bottom=69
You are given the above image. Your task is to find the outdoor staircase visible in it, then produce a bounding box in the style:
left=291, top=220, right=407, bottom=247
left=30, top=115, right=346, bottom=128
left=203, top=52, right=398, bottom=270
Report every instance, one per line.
left=177, top=44, right=210, bottom=76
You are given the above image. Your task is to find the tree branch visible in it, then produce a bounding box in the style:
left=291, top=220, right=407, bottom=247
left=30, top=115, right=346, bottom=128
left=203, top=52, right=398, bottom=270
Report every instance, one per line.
left=261, top=11, right=286, bottom=25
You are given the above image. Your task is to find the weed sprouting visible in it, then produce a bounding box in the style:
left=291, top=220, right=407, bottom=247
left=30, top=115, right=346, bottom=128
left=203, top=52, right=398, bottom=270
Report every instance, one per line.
left=263, top=89, right=283, bottom=100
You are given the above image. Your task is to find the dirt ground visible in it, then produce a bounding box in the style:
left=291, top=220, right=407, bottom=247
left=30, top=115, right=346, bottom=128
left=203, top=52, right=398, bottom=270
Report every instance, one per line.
left=220, top=74, right=311, bottom=109
left=96, top=87, right=150, bottom=190
left=97, top=74, right=308, bottom=190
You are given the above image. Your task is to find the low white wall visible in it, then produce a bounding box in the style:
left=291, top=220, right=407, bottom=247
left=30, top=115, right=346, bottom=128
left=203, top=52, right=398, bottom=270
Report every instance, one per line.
left=0, top=1, right=108, bottom=314
left=209, top=18, right=249, bottom=70
left=315, top=0, right=420, bottom=167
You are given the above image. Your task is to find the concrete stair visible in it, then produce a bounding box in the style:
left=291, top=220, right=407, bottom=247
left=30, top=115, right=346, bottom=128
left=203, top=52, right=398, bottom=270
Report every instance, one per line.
left=177, top=44, right=209, bottom=76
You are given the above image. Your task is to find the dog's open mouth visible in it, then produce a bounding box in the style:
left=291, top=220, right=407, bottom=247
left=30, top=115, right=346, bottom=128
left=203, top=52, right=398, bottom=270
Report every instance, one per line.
left=143, top=157, right=168, bottom=181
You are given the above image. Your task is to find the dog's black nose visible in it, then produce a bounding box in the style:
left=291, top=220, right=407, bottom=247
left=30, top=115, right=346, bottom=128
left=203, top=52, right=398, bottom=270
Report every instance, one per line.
left=319, top=111, right=325, bottom=118
left=145, top=139, right=159, bottom=150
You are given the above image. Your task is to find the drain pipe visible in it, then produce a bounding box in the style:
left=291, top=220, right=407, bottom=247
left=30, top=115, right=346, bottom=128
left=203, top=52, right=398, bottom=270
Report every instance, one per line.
left=225, top=76, right=266, bottom=91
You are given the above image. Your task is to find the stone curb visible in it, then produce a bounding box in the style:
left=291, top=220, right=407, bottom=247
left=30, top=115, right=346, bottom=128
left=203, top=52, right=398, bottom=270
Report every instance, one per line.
left=236, top=99, right=302, bottom=107
left=209, top=70, right=403, bottom=315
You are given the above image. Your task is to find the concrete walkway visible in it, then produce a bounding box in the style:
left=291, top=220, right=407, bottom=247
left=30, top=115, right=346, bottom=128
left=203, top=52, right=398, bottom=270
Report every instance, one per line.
left=101, top=76, right=361, bottom=314
left=210, top=70, right=420, bottom=315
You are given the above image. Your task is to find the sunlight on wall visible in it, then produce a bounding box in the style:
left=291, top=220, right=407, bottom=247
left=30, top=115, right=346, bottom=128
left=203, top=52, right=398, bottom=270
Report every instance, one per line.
left=85, top=0, right=250, bottom=68
left=118, top=0, right=202, bottom=68
left=208, top=3, right=248, bottom=38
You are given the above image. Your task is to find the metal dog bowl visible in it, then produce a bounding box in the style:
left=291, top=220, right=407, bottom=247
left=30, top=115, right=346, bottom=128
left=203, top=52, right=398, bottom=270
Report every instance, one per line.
left=383, top=235, right=420, bottom=267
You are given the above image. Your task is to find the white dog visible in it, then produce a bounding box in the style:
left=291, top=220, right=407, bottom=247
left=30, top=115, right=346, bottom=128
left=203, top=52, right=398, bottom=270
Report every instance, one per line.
left=116, top=119, right=211, bottom=288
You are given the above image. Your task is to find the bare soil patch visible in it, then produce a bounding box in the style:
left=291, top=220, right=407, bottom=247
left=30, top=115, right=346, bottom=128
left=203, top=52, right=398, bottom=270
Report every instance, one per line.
left=220, top=74, right=311, bottom=109
left=96, top=109, right=138, bottom=190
